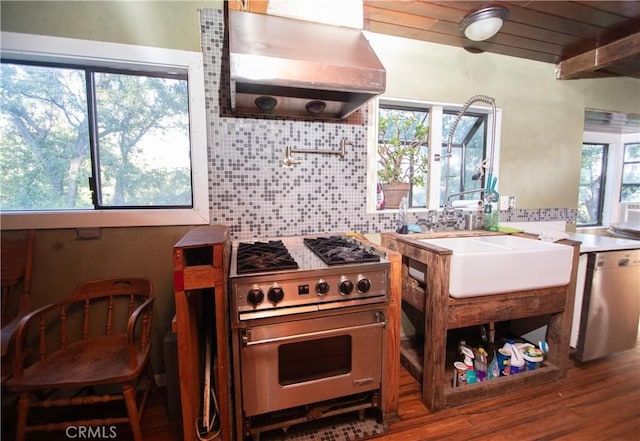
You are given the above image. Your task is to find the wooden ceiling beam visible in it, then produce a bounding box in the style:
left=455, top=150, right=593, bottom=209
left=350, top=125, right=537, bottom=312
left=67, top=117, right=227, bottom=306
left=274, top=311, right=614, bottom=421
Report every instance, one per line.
left=555, top=32, right=640, bottom=79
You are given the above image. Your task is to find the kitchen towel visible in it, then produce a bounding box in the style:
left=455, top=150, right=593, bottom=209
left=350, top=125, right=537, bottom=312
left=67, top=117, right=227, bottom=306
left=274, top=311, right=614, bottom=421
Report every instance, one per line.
left=538, top=230, right=570, bottom=242
left=451, top=199, right=484, bottom=209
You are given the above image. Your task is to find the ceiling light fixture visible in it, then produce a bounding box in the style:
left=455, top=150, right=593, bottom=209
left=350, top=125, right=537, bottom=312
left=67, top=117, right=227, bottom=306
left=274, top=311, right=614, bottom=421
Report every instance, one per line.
left=460, top=6, right=509, bottom=41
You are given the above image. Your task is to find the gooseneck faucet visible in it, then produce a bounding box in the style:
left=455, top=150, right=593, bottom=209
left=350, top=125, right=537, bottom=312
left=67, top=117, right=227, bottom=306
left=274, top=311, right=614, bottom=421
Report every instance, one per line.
left=443, top=95, right=499, bottom=209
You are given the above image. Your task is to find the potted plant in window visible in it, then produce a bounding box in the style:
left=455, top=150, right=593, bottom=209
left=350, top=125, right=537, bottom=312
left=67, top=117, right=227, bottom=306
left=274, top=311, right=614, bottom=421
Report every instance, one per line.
left=377, top=112, right=429, bottom=209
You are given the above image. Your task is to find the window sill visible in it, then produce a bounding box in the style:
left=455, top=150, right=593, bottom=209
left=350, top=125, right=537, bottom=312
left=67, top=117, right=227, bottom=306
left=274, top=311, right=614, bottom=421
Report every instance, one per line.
left=0, top=208, right=210, bottom=230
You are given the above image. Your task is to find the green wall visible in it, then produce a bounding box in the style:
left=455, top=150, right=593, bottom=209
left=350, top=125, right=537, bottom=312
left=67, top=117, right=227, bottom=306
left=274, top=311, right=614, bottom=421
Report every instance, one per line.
left=1, top=1, right=219, bottom=51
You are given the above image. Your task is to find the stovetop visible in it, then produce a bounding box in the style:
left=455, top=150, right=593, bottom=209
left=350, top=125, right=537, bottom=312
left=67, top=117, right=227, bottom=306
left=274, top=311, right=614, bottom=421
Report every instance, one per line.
left=229, top=235, right=389, bottom=320
left=236, top=240, right=299, bottom=275
left=230, top=235, right=385, bottom=278
left=303, top=237, right=381, bottom=265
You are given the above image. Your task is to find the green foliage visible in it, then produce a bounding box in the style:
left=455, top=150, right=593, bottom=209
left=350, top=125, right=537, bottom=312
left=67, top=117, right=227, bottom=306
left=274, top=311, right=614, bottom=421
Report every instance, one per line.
left=377, top=110, right=428, bottom=186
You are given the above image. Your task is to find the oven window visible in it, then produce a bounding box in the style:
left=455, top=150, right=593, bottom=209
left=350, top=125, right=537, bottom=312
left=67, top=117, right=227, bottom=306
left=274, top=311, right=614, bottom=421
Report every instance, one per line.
left=278, top=335, right=352, bottom=385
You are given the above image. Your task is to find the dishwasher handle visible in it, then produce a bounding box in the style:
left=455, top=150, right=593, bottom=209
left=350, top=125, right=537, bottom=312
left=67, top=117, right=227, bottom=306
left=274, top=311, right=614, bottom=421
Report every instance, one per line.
left=591, top=250, right=640, bottom=271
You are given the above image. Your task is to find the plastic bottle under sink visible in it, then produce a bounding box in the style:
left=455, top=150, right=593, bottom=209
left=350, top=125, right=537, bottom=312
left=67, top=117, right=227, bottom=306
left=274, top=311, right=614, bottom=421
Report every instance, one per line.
left=474, top=348, right=488, bottom=382
left=518, top=343, right=545, bottom=370
left=460, top=346, right=476, bottom=384
left=503, top=340, right=525, bottom=374
left=459, top=340, right=472, bottom=360
left=487, top=352, right=500, bottom=379
left=464, top=355, right=477, bottom=384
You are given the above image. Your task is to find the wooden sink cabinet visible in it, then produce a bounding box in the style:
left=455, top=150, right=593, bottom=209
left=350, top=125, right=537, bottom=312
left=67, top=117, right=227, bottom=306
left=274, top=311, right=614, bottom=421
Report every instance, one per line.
left=381, top=231, right=580, bottom=411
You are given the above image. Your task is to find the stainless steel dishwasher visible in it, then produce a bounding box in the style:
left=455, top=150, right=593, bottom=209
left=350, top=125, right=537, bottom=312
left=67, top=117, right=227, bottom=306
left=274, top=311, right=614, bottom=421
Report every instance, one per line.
left=575, top=249, right=640, bottom=362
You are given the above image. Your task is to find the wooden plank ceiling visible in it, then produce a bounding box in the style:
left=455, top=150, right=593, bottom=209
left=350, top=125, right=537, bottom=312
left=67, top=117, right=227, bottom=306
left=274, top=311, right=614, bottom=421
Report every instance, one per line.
left=363, top=1, right=640, bottom=80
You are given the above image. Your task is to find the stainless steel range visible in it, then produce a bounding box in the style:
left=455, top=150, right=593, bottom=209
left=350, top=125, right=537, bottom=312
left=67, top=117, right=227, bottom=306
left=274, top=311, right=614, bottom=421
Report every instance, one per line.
left=229, top=235, right=389, bottom=441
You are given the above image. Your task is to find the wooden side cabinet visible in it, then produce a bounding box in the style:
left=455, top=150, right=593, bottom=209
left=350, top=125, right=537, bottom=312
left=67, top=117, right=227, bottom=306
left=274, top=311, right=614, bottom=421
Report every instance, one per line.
left=173, top=226, right=232, bottom=441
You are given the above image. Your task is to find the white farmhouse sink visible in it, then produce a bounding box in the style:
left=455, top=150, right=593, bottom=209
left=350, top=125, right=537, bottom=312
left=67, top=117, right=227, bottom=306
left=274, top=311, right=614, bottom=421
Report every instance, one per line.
left=419, top=235, right=573, bottom=298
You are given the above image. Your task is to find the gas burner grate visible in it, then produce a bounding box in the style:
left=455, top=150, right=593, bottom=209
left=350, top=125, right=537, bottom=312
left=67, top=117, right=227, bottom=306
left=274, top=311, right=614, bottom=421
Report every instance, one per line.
left=236, top=240, right=299, bottom=274
left=304, top=236, right=380, bottom=265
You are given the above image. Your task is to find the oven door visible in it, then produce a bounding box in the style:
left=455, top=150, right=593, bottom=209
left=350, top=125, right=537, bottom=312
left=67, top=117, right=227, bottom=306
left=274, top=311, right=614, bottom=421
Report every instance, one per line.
left=240, top=309, right=385, bottom=417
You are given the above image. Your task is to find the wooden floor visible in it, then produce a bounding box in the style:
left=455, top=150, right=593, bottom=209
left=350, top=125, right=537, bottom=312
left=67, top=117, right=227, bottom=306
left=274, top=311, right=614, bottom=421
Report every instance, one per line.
left=3, top=346, right=639, bottom=441
left=380, top=347, right=640, bottom=440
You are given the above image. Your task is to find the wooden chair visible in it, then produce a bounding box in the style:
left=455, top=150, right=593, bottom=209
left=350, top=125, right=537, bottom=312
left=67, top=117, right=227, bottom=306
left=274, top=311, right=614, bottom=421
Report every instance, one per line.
left=1, top=230, right=36, bottom=384
left=7, top=278, right=155, bottom=441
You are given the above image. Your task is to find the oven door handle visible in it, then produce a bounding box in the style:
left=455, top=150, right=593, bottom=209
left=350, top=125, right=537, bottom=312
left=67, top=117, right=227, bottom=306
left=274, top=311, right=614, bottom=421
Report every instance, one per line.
left=242, top=314, right=386, bottom=347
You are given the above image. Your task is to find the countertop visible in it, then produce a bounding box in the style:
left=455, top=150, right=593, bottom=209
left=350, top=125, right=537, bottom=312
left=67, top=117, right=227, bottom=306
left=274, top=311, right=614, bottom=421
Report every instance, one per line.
left=564, top=232, right=640, bottom=253
left=365, top=230, right=640, bottom=254
left=502, top=221, right=640, bottom=253
left=364, top=217, right=640, bottom=254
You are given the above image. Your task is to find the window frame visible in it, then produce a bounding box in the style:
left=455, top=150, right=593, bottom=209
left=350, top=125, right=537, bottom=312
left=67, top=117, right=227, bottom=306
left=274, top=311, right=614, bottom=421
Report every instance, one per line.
left=368, top=97, right=501, bottom=212
left=581, top=131, right=640, bottom=228
left=620, top=141, right=640, bottom=202
left=0, top=32, right=209, bottom=229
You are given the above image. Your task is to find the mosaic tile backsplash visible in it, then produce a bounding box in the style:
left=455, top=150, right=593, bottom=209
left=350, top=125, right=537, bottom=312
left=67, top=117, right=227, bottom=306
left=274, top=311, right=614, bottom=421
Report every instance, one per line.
left=200, top=9, right=576, bottom=240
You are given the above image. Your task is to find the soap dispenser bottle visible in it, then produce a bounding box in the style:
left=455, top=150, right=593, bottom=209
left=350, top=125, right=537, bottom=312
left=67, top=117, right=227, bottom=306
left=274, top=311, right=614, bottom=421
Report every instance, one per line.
left=482, top=204, right=493, bottom=231
left=483, top=203, right=499, bottom=231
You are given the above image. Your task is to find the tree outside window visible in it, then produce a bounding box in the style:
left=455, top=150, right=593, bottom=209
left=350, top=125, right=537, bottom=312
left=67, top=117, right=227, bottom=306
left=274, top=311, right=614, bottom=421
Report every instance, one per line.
left=578, top=143, right=608, bottom=226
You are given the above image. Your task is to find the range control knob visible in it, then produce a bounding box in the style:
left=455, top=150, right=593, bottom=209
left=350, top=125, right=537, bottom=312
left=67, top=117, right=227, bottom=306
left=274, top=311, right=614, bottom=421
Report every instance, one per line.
left=268, top=286, right=285, bottom=304
left=357, top=278, right=371, bottom=293
left=316, top=281, right=330, bottom=295
left=247, top=288, right=264, bottom=306
left=339, top=279, right=354, bottom=295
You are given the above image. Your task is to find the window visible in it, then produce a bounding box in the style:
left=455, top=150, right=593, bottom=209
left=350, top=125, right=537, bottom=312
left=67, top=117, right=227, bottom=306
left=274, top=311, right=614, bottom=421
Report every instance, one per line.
left=620, top=142, right=640, bottom=202
left=580, top=129, right=640, bottom=228
left=372, top=98, right=500, bottom=211
left=0, top=32, right=208, bottom=229
left=377, top=106, right=429, bottom=208
left=578, top=143, right=608, bottom=226
left=2, top=62, right=191, bottom=210
left=441, top=110, right=488, bottom=207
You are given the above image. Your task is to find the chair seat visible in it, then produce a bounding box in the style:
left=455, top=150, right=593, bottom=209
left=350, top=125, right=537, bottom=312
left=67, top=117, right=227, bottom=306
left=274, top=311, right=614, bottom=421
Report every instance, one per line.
left=8, top=335, right=145, bottom=391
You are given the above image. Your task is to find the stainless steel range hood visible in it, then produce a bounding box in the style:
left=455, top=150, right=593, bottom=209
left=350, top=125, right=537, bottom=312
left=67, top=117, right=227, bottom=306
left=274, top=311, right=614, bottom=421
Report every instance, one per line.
left=228, top=10, right=386, bottom=120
